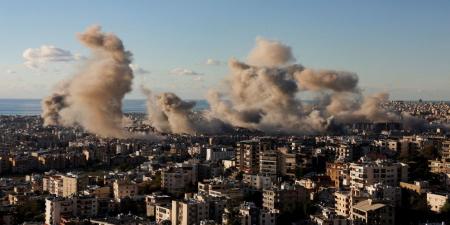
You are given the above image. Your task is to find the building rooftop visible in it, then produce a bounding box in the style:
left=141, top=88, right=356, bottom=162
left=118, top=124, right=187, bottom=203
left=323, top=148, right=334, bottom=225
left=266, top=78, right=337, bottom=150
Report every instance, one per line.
left=353, top=199, right=386, bottom=212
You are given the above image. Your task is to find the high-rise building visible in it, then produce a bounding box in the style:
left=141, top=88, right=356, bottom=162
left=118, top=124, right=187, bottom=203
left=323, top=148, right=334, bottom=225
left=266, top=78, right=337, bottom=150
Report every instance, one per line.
left=277, top=147, right=297, bottom=178
left=236, top=139, right=273, bottom=174
left=259, top=150, right=278, bottom=177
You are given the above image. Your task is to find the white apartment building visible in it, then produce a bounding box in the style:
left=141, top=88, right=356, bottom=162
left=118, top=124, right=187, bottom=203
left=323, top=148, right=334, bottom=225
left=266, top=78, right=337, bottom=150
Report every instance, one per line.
left=62, top=173, right=87, bottom=197
left=43, top=173, right=87, bottom=197
left=45, top=195, right=97, bottom=225
left=45, top=197, right=73, bottom=225
left=206, top=147, right=234, bottom=162
left=43, top=175, right=63, bottom=196
left=349, top=159, right=408, bottom=189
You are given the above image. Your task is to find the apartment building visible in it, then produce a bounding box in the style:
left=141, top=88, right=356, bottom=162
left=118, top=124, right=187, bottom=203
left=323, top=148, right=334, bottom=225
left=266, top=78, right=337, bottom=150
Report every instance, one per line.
left=239, top=202, right=276, bottom=225
left=263, top=185, right=308, bottom=213
left=45, top=195, right=97, bottom=225
left=349, top=159, right=408, bottom=189
left=112, top=179, right=138, bottom=201
left=351, top=199, right=394, bottom=225
left=243, top=174, right=272, bottom=190
left=206, top=147, right=234, bottom=162
left=335, top=191, right=352, bottom=217
left=259, top=150, right=278, bottom=178
left=162, top=165, right=197, bottom=196
left=236, top=139, right=273, bottom=174
left=171, top=199, right=209, bottom=225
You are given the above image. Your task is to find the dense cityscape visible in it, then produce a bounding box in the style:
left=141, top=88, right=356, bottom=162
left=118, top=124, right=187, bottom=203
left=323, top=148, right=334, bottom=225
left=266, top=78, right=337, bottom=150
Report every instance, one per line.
left=0, top=100, right=448, bottom=225
left=2, top=1, right=450, bottom=225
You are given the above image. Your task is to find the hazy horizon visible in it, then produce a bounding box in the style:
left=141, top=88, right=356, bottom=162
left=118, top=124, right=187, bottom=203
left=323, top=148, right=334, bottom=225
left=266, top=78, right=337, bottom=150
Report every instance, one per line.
left=0, top=0, right=449, bottom=100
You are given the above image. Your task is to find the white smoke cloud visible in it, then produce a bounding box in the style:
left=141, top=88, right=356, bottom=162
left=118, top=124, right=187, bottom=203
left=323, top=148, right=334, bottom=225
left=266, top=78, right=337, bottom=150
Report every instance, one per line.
left=170, top=68, right=202, bottom=76
left=22, top=45, right=78, bottom=69
left=129, top=64, right=151, bottom=74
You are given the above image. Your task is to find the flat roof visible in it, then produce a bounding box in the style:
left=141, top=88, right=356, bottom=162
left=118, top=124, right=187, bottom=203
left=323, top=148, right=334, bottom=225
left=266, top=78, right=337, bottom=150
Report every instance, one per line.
left=353, top=199, right=386, bottom=212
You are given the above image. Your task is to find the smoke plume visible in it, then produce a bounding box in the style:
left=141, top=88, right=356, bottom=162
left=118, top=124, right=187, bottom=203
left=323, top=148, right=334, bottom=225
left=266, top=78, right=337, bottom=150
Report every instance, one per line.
left=247, top=37, right=295, bottom=67
left=170, top=37, right=408, bottom=134
left=41, top=26, right=141, bottom=138
left=143, top=86, right=230, bottom=134
left=142, top=37, right=431, bottom=134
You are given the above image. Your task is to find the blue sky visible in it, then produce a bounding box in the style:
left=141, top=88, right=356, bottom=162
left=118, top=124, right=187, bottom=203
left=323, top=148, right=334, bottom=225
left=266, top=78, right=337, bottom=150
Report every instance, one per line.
left=0, top=0, right=449, bottom=100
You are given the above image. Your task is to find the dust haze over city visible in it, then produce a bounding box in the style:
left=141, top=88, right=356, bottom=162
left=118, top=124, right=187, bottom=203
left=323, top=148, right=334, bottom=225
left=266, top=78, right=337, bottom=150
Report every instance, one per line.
left=0, top=1, right=450, bottom=225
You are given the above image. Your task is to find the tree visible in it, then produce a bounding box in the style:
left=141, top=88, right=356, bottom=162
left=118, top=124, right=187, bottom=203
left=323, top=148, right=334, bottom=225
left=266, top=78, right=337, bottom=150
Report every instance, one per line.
left=223, top=207, right=240, bottom=225
left=14, top=199, right=45, bottom=223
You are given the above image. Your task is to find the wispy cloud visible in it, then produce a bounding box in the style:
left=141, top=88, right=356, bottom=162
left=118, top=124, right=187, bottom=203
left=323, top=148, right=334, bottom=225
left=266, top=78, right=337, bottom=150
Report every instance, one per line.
left=193, top=76, right=204, bottom=81
left=170, top=68, right=202, bottom=76
left=22, top=45, right=78, bottom=69
left=5, top=69, right=16, bottom=74
left=205, top=58, right=221, bottom=66
left=129, top=64, right=150, bottom=74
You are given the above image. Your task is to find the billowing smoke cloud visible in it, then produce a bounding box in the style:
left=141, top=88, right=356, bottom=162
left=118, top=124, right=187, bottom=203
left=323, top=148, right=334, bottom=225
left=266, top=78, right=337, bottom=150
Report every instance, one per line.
left=143, top=37, right=432, bottom=135
left=247, top=37, right=295, bottom=67
left=41, top=81, right=69, bottom=126
left=143, top=87, right=196, bottom=134
left=41, top=26, right=151, bottom=139
left=295, top=69, right=359, bottom=92
left=177, top=38, right=418, bottom=134
left=142, top=86, right=230, bottom=134
left=205, top=59, right=327, bottom=134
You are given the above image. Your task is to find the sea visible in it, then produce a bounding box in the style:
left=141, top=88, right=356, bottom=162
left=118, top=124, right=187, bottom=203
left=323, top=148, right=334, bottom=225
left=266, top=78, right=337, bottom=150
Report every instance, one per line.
left=0, top=99, right=445, bottom=116
left=0, top=99, right=209, bottom=115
